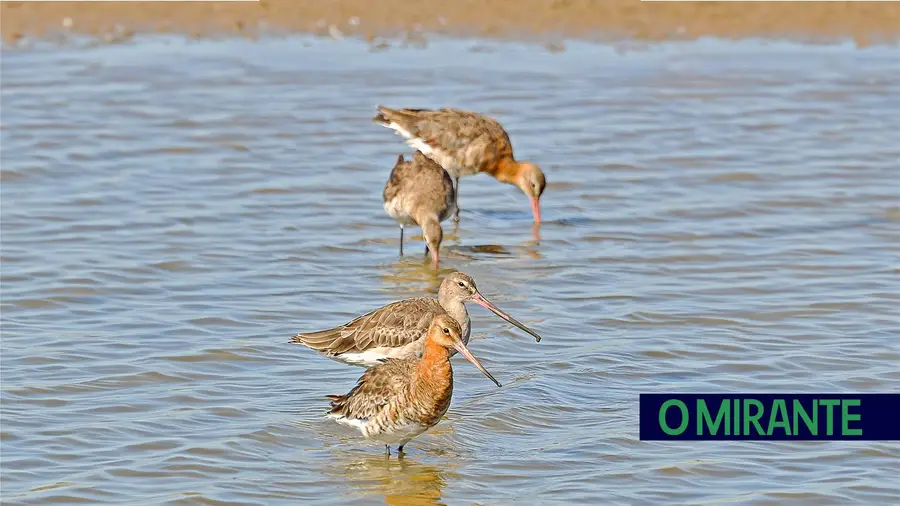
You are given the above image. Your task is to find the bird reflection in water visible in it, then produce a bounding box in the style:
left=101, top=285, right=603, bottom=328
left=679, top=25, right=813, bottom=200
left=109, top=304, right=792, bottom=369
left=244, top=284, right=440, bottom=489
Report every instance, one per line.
left=379, top=220, right=541, bottom=278
left=329, top=452, right=453, bottom=506
left=443, top=241, right=542, bottom=262
left=379, top=261, right=445, bottom=297
left=530, top=222, right=541, bottom=245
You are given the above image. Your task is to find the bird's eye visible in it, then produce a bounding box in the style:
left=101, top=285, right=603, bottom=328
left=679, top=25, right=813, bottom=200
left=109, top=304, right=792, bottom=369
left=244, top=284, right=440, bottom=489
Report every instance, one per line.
left=457, top=282, right=465, bottom=287
left=442, top=328, right=450, bottom=334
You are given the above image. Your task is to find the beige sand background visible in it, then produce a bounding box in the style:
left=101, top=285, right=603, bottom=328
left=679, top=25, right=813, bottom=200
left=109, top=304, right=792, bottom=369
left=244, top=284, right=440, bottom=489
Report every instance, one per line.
left=2, top=0, right=899, bottom=46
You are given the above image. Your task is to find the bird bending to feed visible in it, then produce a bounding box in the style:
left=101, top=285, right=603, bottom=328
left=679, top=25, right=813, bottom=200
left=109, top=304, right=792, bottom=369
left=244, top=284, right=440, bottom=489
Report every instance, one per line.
left=382, top=151, right=456, bottom=269
left=372, top=106, right=546, bottom=224
left=291, top=271, right=542, bottom=367
left=326, top=314, right=500, bottom=456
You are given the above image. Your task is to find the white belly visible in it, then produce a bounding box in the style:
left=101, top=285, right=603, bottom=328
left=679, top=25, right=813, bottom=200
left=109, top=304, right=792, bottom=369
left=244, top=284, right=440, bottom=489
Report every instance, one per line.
left=327, top=414, right=429, bottom=445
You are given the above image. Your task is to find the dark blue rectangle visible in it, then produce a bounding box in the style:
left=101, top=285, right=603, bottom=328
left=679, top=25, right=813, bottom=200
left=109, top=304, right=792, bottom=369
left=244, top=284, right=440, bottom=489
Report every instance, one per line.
left=639, top=393, right=900, bottom=441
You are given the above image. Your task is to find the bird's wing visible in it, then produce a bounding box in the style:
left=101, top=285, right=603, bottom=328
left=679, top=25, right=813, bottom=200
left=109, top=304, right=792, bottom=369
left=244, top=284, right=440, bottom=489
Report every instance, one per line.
left=291, top=298, right=443, bottom=355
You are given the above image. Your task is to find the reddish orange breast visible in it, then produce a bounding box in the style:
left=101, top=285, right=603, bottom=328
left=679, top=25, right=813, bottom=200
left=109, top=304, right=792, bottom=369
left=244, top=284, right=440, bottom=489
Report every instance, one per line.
left=413, top=339, right=454, bottom=424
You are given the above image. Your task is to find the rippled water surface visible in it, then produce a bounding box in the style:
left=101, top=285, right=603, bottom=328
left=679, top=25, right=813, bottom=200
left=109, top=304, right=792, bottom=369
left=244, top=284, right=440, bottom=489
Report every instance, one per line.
left=2, top=36, right=900, bottom=505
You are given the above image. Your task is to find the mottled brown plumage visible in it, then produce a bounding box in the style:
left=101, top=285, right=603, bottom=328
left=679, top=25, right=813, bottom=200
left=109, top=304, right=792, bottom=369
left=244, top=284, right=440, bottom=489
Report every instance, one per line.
left=290, top=271, right=543, bottom=367
left=373, top=106, right=547, bottom=223
left=326, top=314, right=501, bottom=455
left=382, top=151, right=456, bottom=269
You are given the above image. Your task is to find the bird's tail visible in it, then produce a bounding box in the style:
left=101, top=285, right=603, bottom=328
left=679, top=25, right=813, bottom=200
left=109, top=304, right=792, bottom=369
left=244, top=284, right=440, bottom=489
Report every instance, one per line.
left=289, top=328, right=341, bottom=351
left=372, top=105, right=397, bottom=126
left=326, top=394, right=349, bottom=416
left=372, top=106, right=388, bottom=125
left=373, top=105, right=427, bottom=127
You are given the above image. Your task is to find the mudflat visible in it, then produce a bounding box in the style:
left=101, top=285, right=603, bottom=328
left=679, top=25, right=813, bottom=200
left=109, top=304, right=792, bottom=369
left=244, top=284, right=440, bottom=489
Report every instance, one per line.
left=3, top=0, right=899, bottom=45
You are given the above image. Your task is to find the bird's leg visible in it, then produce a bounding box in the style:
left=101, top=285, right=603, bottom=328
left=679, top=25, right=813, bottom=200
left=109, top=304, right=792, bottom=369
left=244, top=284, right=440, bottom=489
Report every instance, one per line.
left=398, top=444, right=405, bottom=454
left=453, top=177, right=461, bottom=223
left=385, top=445, right=391, bottom=457
left=399, top=225, right=404, bottom=256
left=424, top=244, right=430, bottom=257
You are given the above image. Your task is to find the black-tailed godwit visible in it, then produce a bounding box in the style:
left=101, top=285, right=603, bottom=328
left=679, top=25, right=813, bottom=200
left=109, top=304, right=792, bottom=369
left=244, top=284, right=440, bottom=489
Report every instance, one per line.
left=325, top=313, right=500, bottom=456
left=290, top=272, right=542, bottom=367
left=373, top=106, right=546, bottom=223
left=382, top=151, right=456, bottom=269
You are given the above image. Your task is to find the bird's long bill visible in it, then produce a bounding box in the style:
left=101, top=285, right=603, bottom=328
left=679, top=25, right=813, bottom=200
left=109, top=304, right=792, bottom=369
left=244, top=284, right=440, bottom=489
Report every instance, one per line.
left=452, top=341, right=501, bottom=388
left=471, top=292, right=543, bottom=343
left=530, top=196, right=542, bottom=224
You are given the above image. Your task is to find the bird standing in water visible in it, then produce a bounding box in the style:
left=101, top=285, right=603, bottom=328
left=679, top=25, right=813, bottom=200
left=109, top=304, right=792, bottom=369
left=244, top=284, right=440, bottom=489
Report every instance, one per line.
left=382, top=151, right=456, bottom=269
left=373, top=106, right=546, bottom=224
left=325, top=314, right=501, bottom=456
left=290, top=272, right=543, bottom=367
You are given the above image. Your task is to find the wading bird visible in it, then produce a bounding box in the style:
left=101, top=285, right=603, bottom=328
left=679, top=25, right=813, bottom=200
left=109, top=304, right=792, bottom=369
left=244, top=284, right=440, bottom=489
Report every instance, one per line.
left=291, top=272, right=542, bottom=367
left=382, top=151, right=456, bottom=269
left=325, top=314, right=501, bottom=456
left=373, top=106, right=546, bottom=223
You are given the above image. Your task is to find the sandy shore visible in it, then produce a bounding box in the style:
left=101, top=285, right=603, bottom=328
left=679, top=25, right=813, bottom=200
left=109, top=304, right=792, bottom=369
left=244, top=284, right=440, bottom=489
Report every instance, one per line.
left=2, top=0, right=899, bottom=46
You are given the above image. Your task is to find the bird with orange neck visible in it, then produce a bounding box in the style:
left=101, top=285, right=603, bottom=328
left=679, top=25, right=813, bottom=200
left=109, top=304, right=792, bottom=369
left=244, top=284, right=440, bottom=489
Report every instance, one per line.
left=372, top=106, right=546, bottom=224
left=326, top=314, right=501, bottom=456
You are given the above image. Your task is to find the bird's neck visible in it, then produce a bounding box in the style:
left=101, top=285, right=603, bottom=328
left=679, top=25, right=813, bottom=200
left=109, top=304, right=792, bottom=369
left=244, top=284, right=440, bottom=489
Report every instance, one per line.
left=486, top=156, right=520, bottom=185
left=437, top=296, right=468, bottom=327
left=416, top=338, right=453, bottom=394
left=414, top=212, right=440, bottom=234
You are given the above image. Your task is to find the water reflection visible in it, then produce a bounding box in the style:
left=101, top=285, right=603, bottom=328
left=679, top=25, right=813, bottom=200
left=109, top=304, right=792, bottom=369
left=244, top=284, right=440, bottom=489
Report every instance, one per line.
left=379, top=223, right=542, bottom=278
left=327, top=452, right=452, bottom=506
left=378, top=262, right=445, bottom=295
left=530, top=222, right=542, bottom=244
left=447, top=243, right=543, bottom=262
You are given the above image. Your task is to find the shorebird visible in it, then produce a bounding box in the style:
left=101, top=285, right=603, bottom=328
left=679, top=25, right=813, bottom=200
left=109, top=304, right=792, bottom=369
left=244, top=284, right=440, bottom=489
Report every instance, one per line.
left=372, top=106, right=546, bottom=223
left=291, top=271, right=542, bottom=367
left=326, top=314, right=500, bottom=456
left=382, top=151, right=456, bottom=269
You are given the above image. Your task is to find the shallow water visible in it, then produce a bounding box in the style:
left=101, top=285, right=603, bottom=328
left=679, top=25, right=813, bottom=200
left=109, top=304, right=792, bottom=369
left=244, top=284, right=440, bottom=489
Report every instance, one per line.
left=2, top=36, right=899, bottom=505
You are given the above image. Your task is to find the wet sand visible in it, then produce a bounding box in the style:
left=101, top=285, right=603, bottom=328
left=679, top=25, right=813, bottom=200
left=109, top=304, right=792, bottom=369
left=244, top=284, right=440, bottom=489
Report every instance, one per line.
left=3, top=0, right=900, bottom=46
